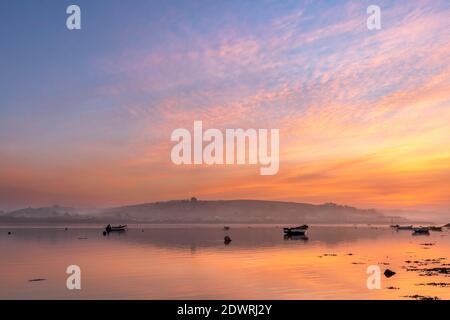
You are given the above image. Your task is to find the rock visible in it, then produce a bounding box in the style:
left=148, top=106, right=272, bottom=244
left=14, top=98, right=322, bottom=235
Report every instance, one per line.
left=384, top=269, right=396, bottom=278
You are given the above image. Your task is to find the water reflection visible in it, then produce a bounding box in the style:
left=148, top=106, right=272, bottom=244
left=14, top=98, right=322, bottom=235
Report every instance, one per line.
left=284, top=234, right=309, bottom=241
left=0, top=225, right=448, bottom=299
left=0, top=225, right=391, bottom=249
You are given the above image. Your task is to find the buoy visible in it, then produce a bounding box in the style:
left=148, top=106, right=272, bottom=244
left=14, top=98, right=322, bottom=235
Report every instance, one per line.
left=224, top=236, right=232, bottom=244
left=103, top=231, right=107, bottom=236
left=8, top=232, right=11, bottom=235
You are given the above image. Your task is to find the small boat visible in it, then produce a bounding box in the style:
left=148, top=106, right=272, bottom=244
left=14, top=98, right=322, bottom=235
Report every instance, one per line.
left=396, top=225, right=413, bottom=230
left=412, top=227, right=430, bottom=235
left=283, top=225, right=308, bottom=235
left=105, top=224, right=127, bottom=233
left=223, top=226, right=230, bottom=230
left=428, top=226, right=443, bottom=232
left=110, top=225, right=127, bottom=231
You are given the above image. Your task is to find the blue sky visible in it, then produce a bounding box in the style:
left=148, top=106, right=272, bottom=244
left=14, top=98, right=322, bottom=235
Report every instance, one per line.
left=1, top=0, right=449, bottom=210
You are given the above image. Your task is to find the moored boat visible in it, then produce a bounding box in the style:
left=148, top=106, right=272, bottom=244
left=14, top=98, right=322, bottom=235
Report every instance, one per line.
left=283, top=224, right=308, bottom=235
left=428, top=226, right=443, bottom=231
left=105, top=224, right=127, bottom=233
left=111, top=225, right=127, bottom=231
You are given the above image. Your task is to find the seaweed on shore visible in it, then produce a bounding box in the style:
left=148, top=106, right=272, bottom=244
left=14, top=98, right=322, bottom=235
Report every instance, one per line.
left=416, top=282, right=450, bottom=287
left=404, top=294, right=440, bottom=300
left=418, top=267, right=450, bottom=276
left=403, top=257, right=450, bottom=276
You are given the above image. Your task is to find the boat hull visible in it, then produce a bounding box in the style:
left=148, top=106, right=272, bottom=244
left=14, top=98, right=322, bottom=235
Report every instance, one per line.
left=106, top=225, right=127, bottom=232
left=283, top=227, right=307, bottom=235
left=283, top=225, right=308, bottom=236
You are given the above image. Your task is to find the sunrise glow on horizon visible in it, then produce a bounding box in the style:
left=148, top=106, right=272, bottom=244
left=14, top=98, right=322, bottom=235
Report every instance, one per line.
left=0, top=0, right=449, bottom=212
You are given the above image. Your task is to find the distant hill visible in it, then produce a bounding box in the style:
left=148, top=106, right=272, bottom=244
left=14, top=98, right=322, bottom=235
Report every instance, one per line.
left=0, top=199, right=407, bottom=224
left=380, top=208, right=448, bottom=224
left=0, top=205, right=98, bottom=223
left=3, top=205, right=79, bottom=218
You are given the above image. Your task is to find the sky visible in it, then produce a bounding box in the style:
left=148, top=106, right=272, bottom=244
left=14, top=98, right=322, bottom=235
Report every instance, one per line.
left=0, top=0, right=449, bottom=211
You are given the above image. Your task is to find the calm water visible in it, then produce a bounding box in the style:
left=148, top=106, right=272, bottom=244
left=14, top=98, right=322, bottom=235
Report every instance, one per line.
left=0, top=224, right=449, bottom=299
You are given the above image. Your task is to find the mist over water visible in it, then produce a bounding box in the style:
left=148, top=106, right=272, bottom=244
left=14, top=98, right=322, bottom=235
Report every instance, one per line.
left=0, top=224, right=449, bottom=299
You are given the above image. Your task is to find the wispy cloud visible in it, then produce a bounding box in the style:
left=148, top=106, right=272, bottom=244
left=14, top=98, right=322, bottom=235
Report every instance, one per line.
left=1, top=0, right=449, bottom=210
